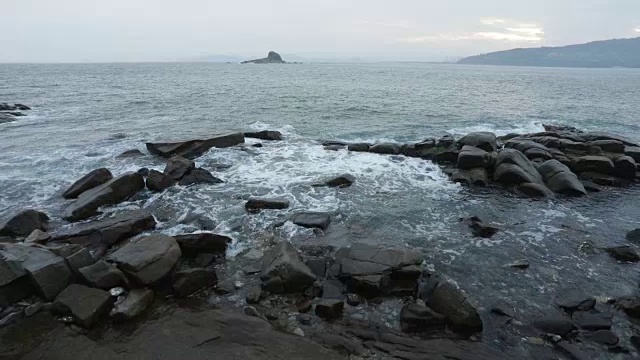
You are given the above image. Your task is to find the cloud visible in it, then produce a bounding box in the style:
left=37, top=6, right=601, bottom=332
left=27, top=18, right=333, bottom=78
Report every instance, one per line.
left=356, top=20, right=410, bottom=29
left=635, top=28, right=640, bottom=33
left=399, top=18, right=544, bottom=44
left=481, top=18, right=507, bottom=26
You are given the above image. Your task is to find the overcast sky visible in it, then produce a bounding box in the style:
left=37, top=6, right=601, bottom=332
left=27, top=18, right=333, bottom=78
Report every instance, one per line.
left=1, top=0, right=639, bottom=63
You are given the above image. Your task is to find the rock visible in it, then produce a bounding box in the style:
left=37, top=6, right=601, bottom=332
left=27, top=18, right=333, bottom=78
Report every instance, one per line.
left=457, top=145, right=490, bottom=169
left=25, top=229, right=50, bottom=244
left=0, top=311, right=21, bottom=327
left=532, top=318, right=576, bottom=336
left=146, top=169, right=175, bottom=192
left=584, top=330, right=619, bottom=346
left=631, top=335, right=640, bottom=350
left=174, top=233, right=230, bottom=255
left=116, top=149, right=145, bottom=159
left=214, top=280, right=235, bottom=294
left=146, top=133, right=245, bottom=159
left=252, top=143, right=263, bottom=148
left=347, top=143, right=370, bottom=152
left=245, top=197, right=290, bottom=213
left=400, top=304, right=446, bottom=333
left=494, top=149, right=543, bottom=185
left=292, top=212, right=331, bottom=230
left=451, top=168, right=489, bottom=186
left=246, top=286, right=262, bottom=304
left=315, top=299, right=344, bottom=320
left=107, top=234, right=181, bottom=285
left=555, top=289, right=595, bottom=312
left=298, top=313, right=312, bottom=325
left=347, top=274, right=389, bottom=297
left=172, top=268, right=217, bottom=297
left=0, top=244, right=73, bottom=301
left=464, top=216, right=499, bottom=238
left=537, top=160, right=587, bottom=196
left=54, top=284, right=111, bottom=328
left=555, top=340, right=589, bottom=360
left=324, top=174, right=356, bottom=188
left=458, top=132, right=497, bottom=152
left=434, top=147, right=460, bottom=163
left=605, top=246, right=640, bottom=262
left=581, top=180, right=601, bottom=192
left=65, top=248, right=95, bottom=275
left=24, top=302, right=43, bottom=317
left=626, top=229, right=640, bottom=243
left=579, top=172, right=626, bottom=187
left=261, top=242, right=316, bottom=293
left=572, top=311, right=612, bottom=330
left=63, top=168, right=114, bottom=199
left=178, top=168, right=223, bottom=186
left=323, top=145, right=344, bottom=151
left=625, top=146, right=640, bottom=162
left=518, top=183, right=554, bottom=197
left=612, top=156, right=637, bottom=179
left=137, top=168, right=150, bottom=176
left=242, top=51, right=286, bottom=64
left=437, top=135, right=456, bottom=148
left=0, top=258, right=29, bottom=306
left=164, top=156, right=195, bottom=181
left=51, top=210, right=156, bottom=248
left=0, top=210, right=49, bottom=237
left=369, top=143, right=400, bottom=155
left=244, top=130, right=283, bottom=141
left=110, top=289, right=154, bottom=321
left=346, top=293, right=362, bottom=306
left=590, top=140, right=625, bottom=153
left=424, top=280, right=482, bottom=335
left=79, top=261, right=128, bottom=289
left=401, top=141, right=437, bottom=158
left=574, top=156, right=615, bottom=174
left=505, top=259, right=530, bottom=269
left=618, top=297, right=640, bottom=318
left=63, top=172, right=145, bottom=221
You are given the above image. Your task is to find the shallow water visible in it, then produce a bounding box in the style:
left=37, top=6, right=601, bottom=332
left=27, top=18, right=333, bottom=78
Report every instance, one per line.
left=2, top=62, right=640, bottom=357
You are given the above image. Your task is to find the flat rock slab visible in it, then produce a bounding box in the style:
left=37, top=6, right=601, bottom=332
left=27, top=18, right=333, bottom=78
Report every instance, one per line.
left=292, top=212, right=332, bottom=230
left=107, top=234, right=181, bottom=285
left=146, top=170, right=175, bottom=192
left=110, top=289, right=154, bottom=321
left=172, top=268, right=217, bottom=297
left=178, top=168, right=223, bottom=186
left=174, top=233, right=230, bottom=255
left=260, top=241, right=316, bottom=293
left=79, top=260, right=127, bottom=289
left=245, top=197, right=290, bottom=213
left=63, top=168, right=113, bottom=199
left=55, top=284, right=111, bottom=328
left=146, top=133, right=245, bottom=159
left=244, top=130, right=283, bottom=141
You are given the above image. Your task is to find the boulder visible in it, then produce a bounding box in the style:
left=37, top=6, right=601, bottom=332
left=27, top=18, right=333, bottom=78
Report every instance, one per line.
left=458, top=132, right=497, bottom=152
left=172, top=268, right=217, bottom=297
left=178, top=168, right=223, bottom=186
left=116, top=149, right=145, bottom=159
left=532, top=318, right=576, bottom=336
left=518, top=183, right=554, bottom=198
left=137, top=168, right=150, bottom=176
left=424, top=281, right=482, bottom=335
left=537, top=160, right=587, bottom=196
left=54, top=284, right=111, bottom=328
left=573, top=156, right=614, bottom=174
left=292, top=212, right=331, bottom=230
left=79, top=261, right=128, bottom=289
left=437, top=135, right=456, bottom=148
left=347, top=143, right=370, bottom=152
left=174, top=233, right=230, bottom=255
left=65, top=248, right=95, bottom=276
left=346, top=275, right=389, bottom=297
left=590, top=140, right=625, bottom=153
left=572, top=311, right=612, bottom=330
left=612, top=156, right=637, bottom=179
left=164, top=156, right=195, bottom=181
left=400, top=304, right=446, bottom=333
left=618, top=297, right=640, bottom=318
left=401, top=140, right=436, bottom=158
left=506, top=140, right=553, bottom=161
left=107, top=234, right=181, bottom=285
left=584, top=330, right=619, bottom=346
left=62, top=168, right=113, bottom=199
left=0, top=210, right=49, bottom=237
left=260, top=241, right=316, bottom=293
left=581, top=132, right=639, bottom=147
left=146, top=170, right=175, bottom=192
left=244, top=130, right=283, bottom=141
left=324, top=174, right=356, bottom=188
left=245, top=197, right=290, bottom=213
left=494, top=149, right=543, bottom=186
left=25, top=229, right=50, bottom=244
left=369, top=143, right=400, bottom=155
left=63, top=172, right=145, bottom=221
left=626, top=229, right=640, bottom=244
left=555, top=289, right=595, bottom=312
left=110, top=288, right=154, bottom=321
left=457, top=146, right=490, bottom=169
left=434, top=148, right=460, bottom=163
left=580, top=172, right=626, bottom=187
left=464, top=216, right=499, bottom=238
left=146, top=133, right=245, bottom=159
left=315, top=299, right=344, bottom=320
left=624, top=146, right=640, bottom=162
left=605, top=246, right=640, bottom=262
left=451, top=168, right=488, bottom=186
left=51, top=210, right=156, bottom=248
left=0, top=254, right=29, bottom=306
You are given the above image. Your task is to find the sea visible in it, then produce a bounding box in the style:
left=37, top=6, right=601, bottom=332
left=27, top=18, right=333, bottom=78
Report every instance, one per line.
left=2, top=62, right=640, bottom=357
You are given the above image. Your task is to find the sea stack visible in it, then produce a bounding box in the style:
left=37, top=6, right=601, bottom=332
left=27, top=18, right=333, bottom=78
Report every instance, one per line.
left=242, top=51, right=286, bottom=64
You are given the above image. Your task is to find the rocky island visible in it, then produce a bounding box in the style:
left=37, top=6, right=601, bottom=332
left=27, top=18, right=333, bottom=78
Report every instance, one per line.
left=242, top=51, right=286, bottom=64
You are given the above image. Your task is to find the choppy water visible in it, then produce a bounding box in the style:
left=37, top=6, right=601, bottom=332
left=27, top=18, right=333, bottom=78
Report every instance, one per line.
left=2, top=62, right=640, bottom=357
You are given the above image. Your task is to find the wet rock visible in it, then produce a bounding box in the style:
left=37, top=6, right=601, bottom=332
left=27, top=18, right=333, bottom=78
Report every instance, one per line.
left=572, top=311, right=612, bottom=330
left=555, top=289, right=596, bottom=312
left=179, top=168, right=223, bottom=186
left=346, top=293, right=362, bottom=306
left=425, top=280, right=482, bottom=335
left=437, top=135, right=456, bottom=148
left=518, top=183, right=554, bottom=198
left=174, top=233, right=230, bottom=255
left=260, top=242, right=316, bottom=293
left=347, top=143, right=370, bottom=152
left=172, top=268, right=217, bottom=297
left=63, top=172, right=145, bottom=221
left=51, top=210, right=156, bottom=248
left=400, top=304, right=446, bottom=333
left=194, top=253, right=216, bottom=267
left=146, top=169, right=175, bottom=192
left=324, top=174, right=356, bottom=188
left=25, top=229, right=50, bottom=244
left=54, top=284, right=111, bottom=328
left=63, top=168, right=114, bottom=199
left=494, top=149, right=544, bottom=186
left=164, top=156, right=195, bottom=181
left=369, top=143, right=400, bottom=155
left=574, top=156, right=615, bottom=174
left=625, top=146, right=640, bottom=162
left=292, top=212, right=331, bottom=230
left=244, top=130, right=282, bottom=141
left=580, top=171, right=626, bottom=186
left=612, top=155, right=637, bottom=179
left=401, top=141, right=437, bottom=158
left=533, top=318, right=577, bottom=336
left=110, top=288, right=154, bottom=321
left=0, top=210, right=49, bottom=237
left=585, top=330, right=619, bottom=346
left=246, top=286, right=262, bottom=304
left=464, top=216, right=499, bottom=238
left=605, top=246, right=640, bottom=262
left=490, top=306, right=514, bottom=318
left=590, top=140, right=625, bottom=153
left=505, top=259, right=530, bottom=269
left=214, top=280, right=235, bottom=294
left=65, top=248, right=95, bottom=275
left=0, top=259, right=30, bottom=306
left=79, top=260, right=128, bottom=289
left=555, top=340, right=589, bottom=360
left=116, top=149, right=145, bottom=159
left=107, top=234, right=181, bottom=285
left=457, top=145, right=490, bottom=169
left=434, top=147, right=460, bottom=163
left=537, top=160, right=587, bottom=196
left=0, top=311, right=21, bottom=328
left=315, top=299, right=344, bottom=320
left=458, top=132, right=497, bottom=152
left=347, top=275, right=389, bottom=297
left=146, top=133, right=245, bottom=159
left=451, top=168, right=488, bottom=186
left=324, top=145, right=344, bottom=151
left=626, top=229, right=640, bottom=243
left=252, top=143, right=263, bottom=148
left=581, top=180, right=601, bottom=192
left=618, top=297, right=640, bottom=318
left=245, top=197, right=290, bottom=213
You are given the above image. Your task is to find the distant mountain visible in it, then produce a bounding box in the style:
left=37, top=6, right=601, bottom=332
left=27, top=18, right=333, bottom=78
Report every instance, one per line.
left=458, top=37, right=640, bottom=68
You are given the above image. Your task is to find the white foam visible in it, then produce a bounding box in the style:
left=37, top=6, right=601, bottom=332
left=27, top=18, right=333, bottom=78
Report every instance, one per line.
left=447, top=121, right=545, bottom=137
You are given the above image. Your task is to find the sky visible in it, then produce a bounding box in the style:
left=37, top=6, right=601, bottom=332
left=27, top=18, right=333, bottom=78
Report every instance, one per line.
left=1, top=0, right=639, bottom=63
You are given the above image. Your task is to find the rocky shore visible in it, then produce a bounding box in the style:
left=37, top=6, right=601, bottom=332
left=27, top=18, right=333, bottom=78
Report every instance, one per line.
left=0, top=103, right=31, bottom=124
left=2, top=124, right=640, bottom=359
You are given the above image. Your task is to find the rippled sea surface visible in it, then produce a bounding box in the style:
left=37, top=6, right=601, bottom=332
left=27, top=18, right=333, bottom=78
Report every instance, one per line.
left=2, top=62, right=640, bottom=357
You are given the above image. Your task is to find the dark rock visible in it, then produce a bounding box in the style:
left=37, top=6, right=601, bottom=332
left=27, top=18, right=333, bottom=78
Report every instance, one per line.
left=265, top=309, right=280, bottom=320
left=555, top=340, right=589, bottom=360
left=305, top=258, right=327, bottom=279
left=347, top=143, right=370, bottom=152
left=54, top=284, right=111, bottom=328
left=63, top=168, right=114, bottom=199
left=292, top=212, right=331, bottom=230
left=252, top=143, right=263, bottom=148
left=245, top=197, right=290, bottom=213
left=178, top=168, right=223, bottom=186
left=79, top=261, right=127, bottom=289
left=338, top=243, right=422, bottom=279
left=437, top=135, right=456, bottom=148
left=401, top=140, right=437, bottom=158
left=537, top=160, right=587, bottom=196
left=606, top=246, right=640, bottom=262
left=110, top=288, right=154, bottom=321
left=584, top=330, right=619, bottom=346
left=214, top=280, right=235, bottom=294
left=322, top=281, right=345, bottom=300
left=194, top=253, right=216, bottom=267
left=506, top=140, right=553, bottom=161
left=63, top=172, right=145, bottom=221
left=400, top=304, right=446, bottom=333
left=174, top=233, right=230, bottom=255
left=298, top=313, right=312, bottom=325
left=346, top=293, right=362, bottom=306
left=65, top=248, right=95, bottom=276
left=146, top=169, right=175, bottom=192
left=435, top=148, right=460, bottom=163
left=14, top=103, right=31, bottom=110
left=137, top=168, right=150, bottom=176
left=555, top=289, right=596, bottom=312
left=458, top=132, right=497, bottom=152
left=532, top=318, right=576, bottom=336
left=369, top=143, right=400, bottom=155
left=116, top=149, right=145, bottom=159
left=146, top=133, right=245, bottom=159
left=631, top=335, right=640, bottom=350
left=581, top=180, right=601, bottom=192
left=244, top=130, right=283, bottom=141
left=0, top=210, right=49, bottom=237
left=242, top=51, right=286, bottom=64
left=25, top=229, right=50, bottom=244
left=572, top=311, right=612, bottom=330
left=574, top=156, right=615, bottom=174
left=260, top=241, right=316, bottom=293
left=490, top=307, right=514, bottom=318
left=451, top=168, right=488, bottom=186
left=51, top=210, right=156, bottom=248
left=625, top=146, right=640, bottom=162
left=164, top=156, right=195, bottom=181
left=315, top=299, right=344, bottom=320
left=324, top=174, right=356, bottom=188
left=324, top=145, right=345, bottom=151
left=0, top=256, right=30, bottom=306
left=518, top=183, right=554, bottom=198
left=172, top=268, right=217, bottom=297
left=246, top=286, right=262, bottom=304
left=457, top=145, right=490, bottom=169
left=590, top=140, right=625, bottom=153
left=347, top=274, right=389, bottom=297
left=612, top=155, right=637, bottom=179
left=626, top=229, right=640, bottom=243
left=581, top=132, right=639, bottom=147
left=425, top=280, right=482, bottom=335
left=580, top=171, right=626, bottom=186
left=107, top=234, right=181, bottom=285
left=464, top=216, right=499, bottom=238
left=505, top=259, right=530, bottom=269
left=618, top=297, right=640, bottom=318
left=494, top=149, right=543, bottom=185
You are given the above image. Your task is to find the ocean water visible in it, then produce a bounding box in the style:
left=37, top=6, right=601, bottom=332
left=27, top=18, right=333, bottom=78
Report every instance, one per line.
left=2, top=62, right=640, bottom=356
